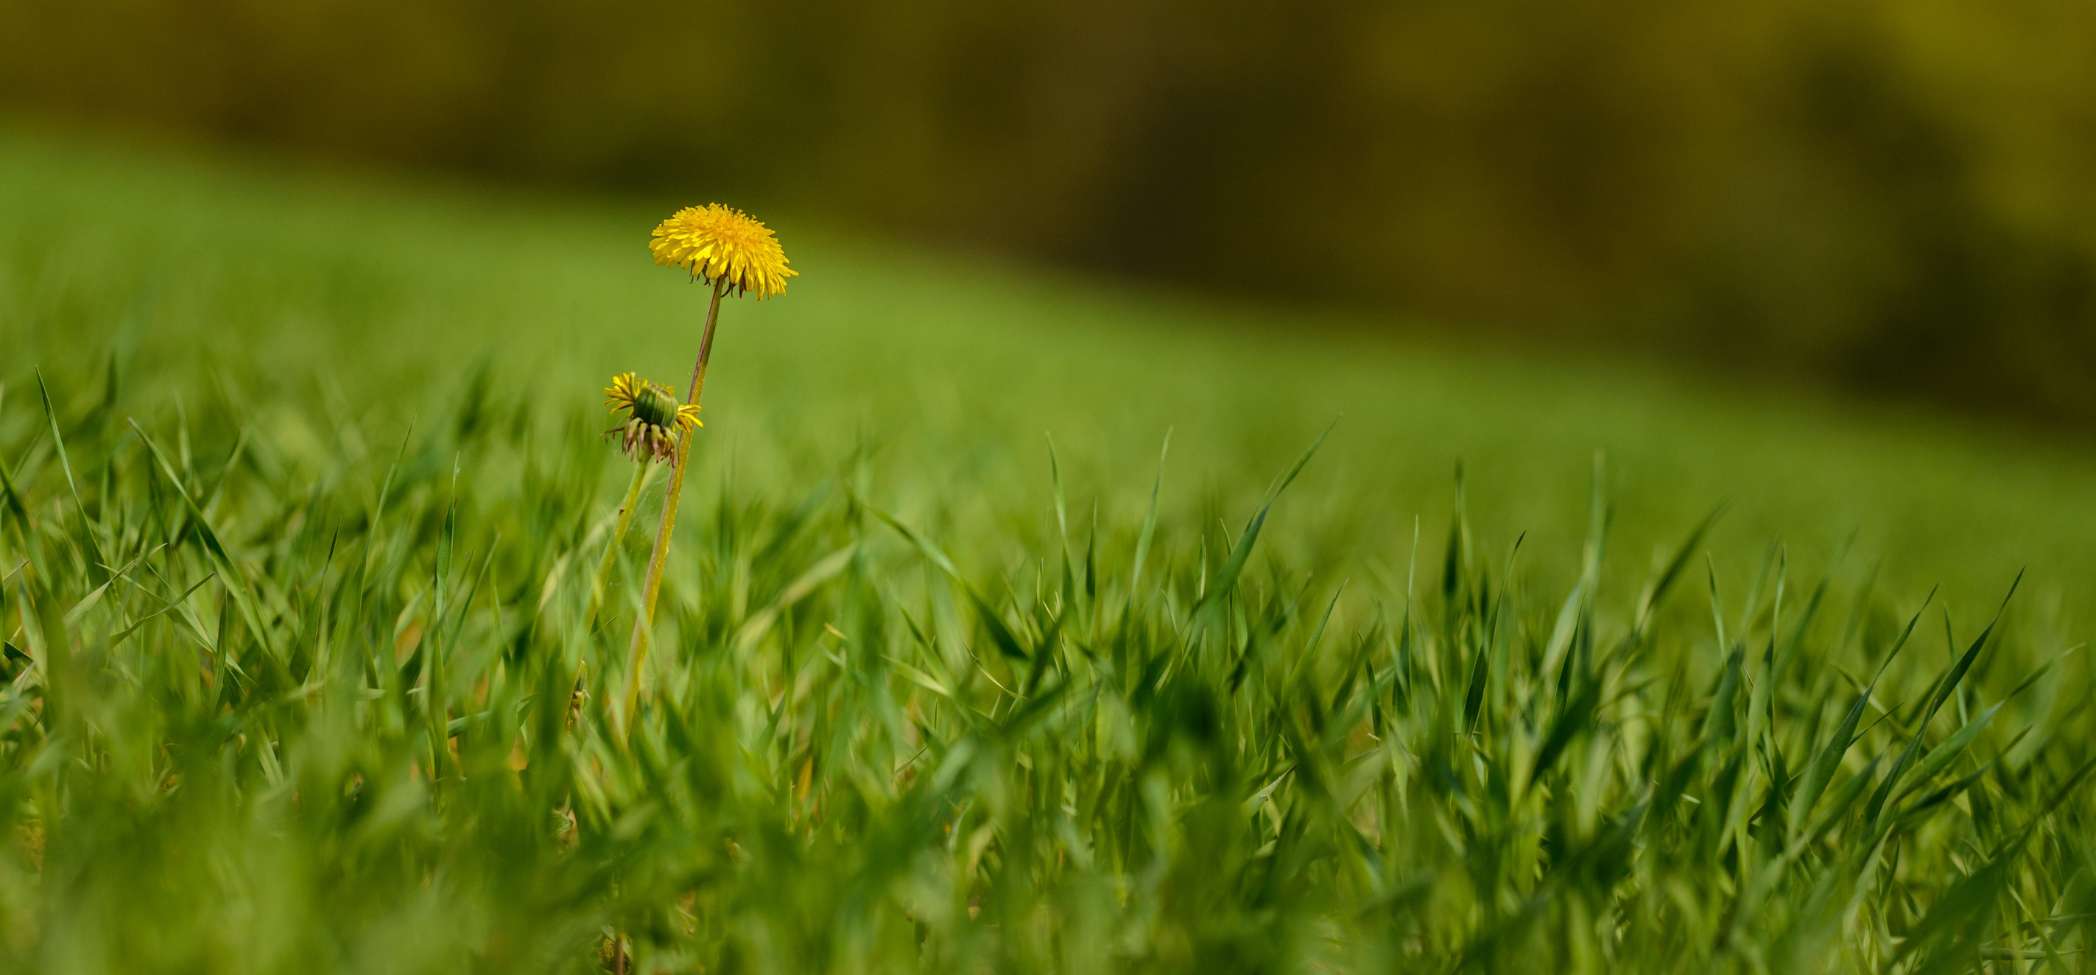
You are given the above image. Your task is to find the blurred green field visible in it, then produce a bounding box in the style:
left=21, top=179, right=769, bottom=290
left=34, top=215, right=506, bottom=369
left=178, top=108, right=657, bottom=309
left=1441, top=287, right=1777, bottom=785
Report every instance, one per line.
left=3, top=129, right=2095, bottom=971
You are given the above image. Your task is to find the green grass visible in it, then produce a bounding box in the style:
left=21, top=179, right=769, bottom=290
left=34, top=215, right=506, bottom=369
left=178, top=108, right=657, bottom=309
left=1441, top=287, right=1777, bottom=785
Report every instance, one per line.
left=2, top=127, right=2094, bottom=972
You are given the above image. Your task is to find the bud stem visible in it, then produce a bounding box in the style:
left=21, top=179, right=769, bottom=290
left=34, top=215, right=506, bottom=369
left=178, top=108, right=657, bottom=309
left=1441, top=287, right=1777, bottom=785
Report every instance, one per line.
left=585, top=461, right=653, bottom=629
left=621, top=276, right=728, bottom=737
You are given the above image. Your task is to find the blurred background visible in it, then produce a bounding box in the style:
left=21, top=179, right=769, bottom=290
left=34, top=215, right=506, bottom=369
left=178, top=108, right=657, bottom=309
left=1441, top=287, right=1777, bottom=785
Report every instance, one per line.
left=3, top=0, right=2092, bottom=426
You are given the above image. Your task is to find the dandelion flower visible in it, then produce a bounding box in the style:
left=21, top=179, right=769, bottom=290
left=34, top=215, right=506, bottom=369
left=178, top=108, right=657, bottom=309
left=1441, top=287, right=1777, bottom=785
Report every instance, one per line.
left=648, top=204, right=796, bottom=299
left=604, top=372, right=700, bottom=463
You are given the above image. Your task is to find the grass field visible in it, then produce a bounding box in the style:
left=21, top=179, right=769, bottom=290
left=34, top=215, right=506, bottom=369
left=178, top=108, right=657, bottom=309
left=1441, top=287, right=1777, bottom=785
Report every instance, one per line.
left=3, top=128, right=2095, bottom=972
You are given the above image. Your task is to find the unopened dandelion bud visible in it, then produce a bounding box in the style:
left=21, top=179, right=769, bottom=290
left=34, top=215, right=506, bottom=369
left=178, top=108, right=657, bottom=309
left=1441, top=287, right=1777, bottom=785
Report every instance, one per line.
left=603, top=372, right=700, bottom=464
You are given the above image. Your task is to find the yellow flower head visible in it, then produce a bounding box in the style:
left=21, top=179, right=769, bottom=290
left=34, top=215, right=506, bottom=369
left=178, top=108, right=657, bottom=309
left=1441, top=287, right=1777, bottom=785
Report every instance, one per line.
left=649, top=204, right=796, bottom=299
left=604, top=372, right=701, bottom=463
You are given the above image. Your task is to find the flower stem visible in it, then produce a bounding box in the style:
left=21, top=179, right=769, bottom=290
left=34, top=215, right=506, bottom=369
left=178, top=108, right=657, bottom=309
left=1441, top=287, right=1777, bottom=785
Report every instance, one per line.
left=621, top=277, right=727, bottom=734
left=585, top=462, right=653, bottom=629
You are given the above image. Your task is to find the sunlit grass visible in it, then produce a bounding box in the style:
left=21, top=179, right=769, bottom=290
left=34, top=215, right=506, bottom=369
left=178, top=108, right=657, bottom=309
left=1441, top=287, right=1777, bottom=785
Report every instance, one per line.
left=2, top=129, right=2094, bottom=972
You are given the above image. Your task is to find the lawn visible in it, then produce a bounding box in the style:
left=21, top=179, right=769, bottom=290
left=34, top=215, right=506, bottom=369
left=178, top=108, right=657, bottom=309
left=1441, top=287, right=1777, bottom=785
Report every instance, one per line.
left=2, top=128, right=2093, bottom=972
